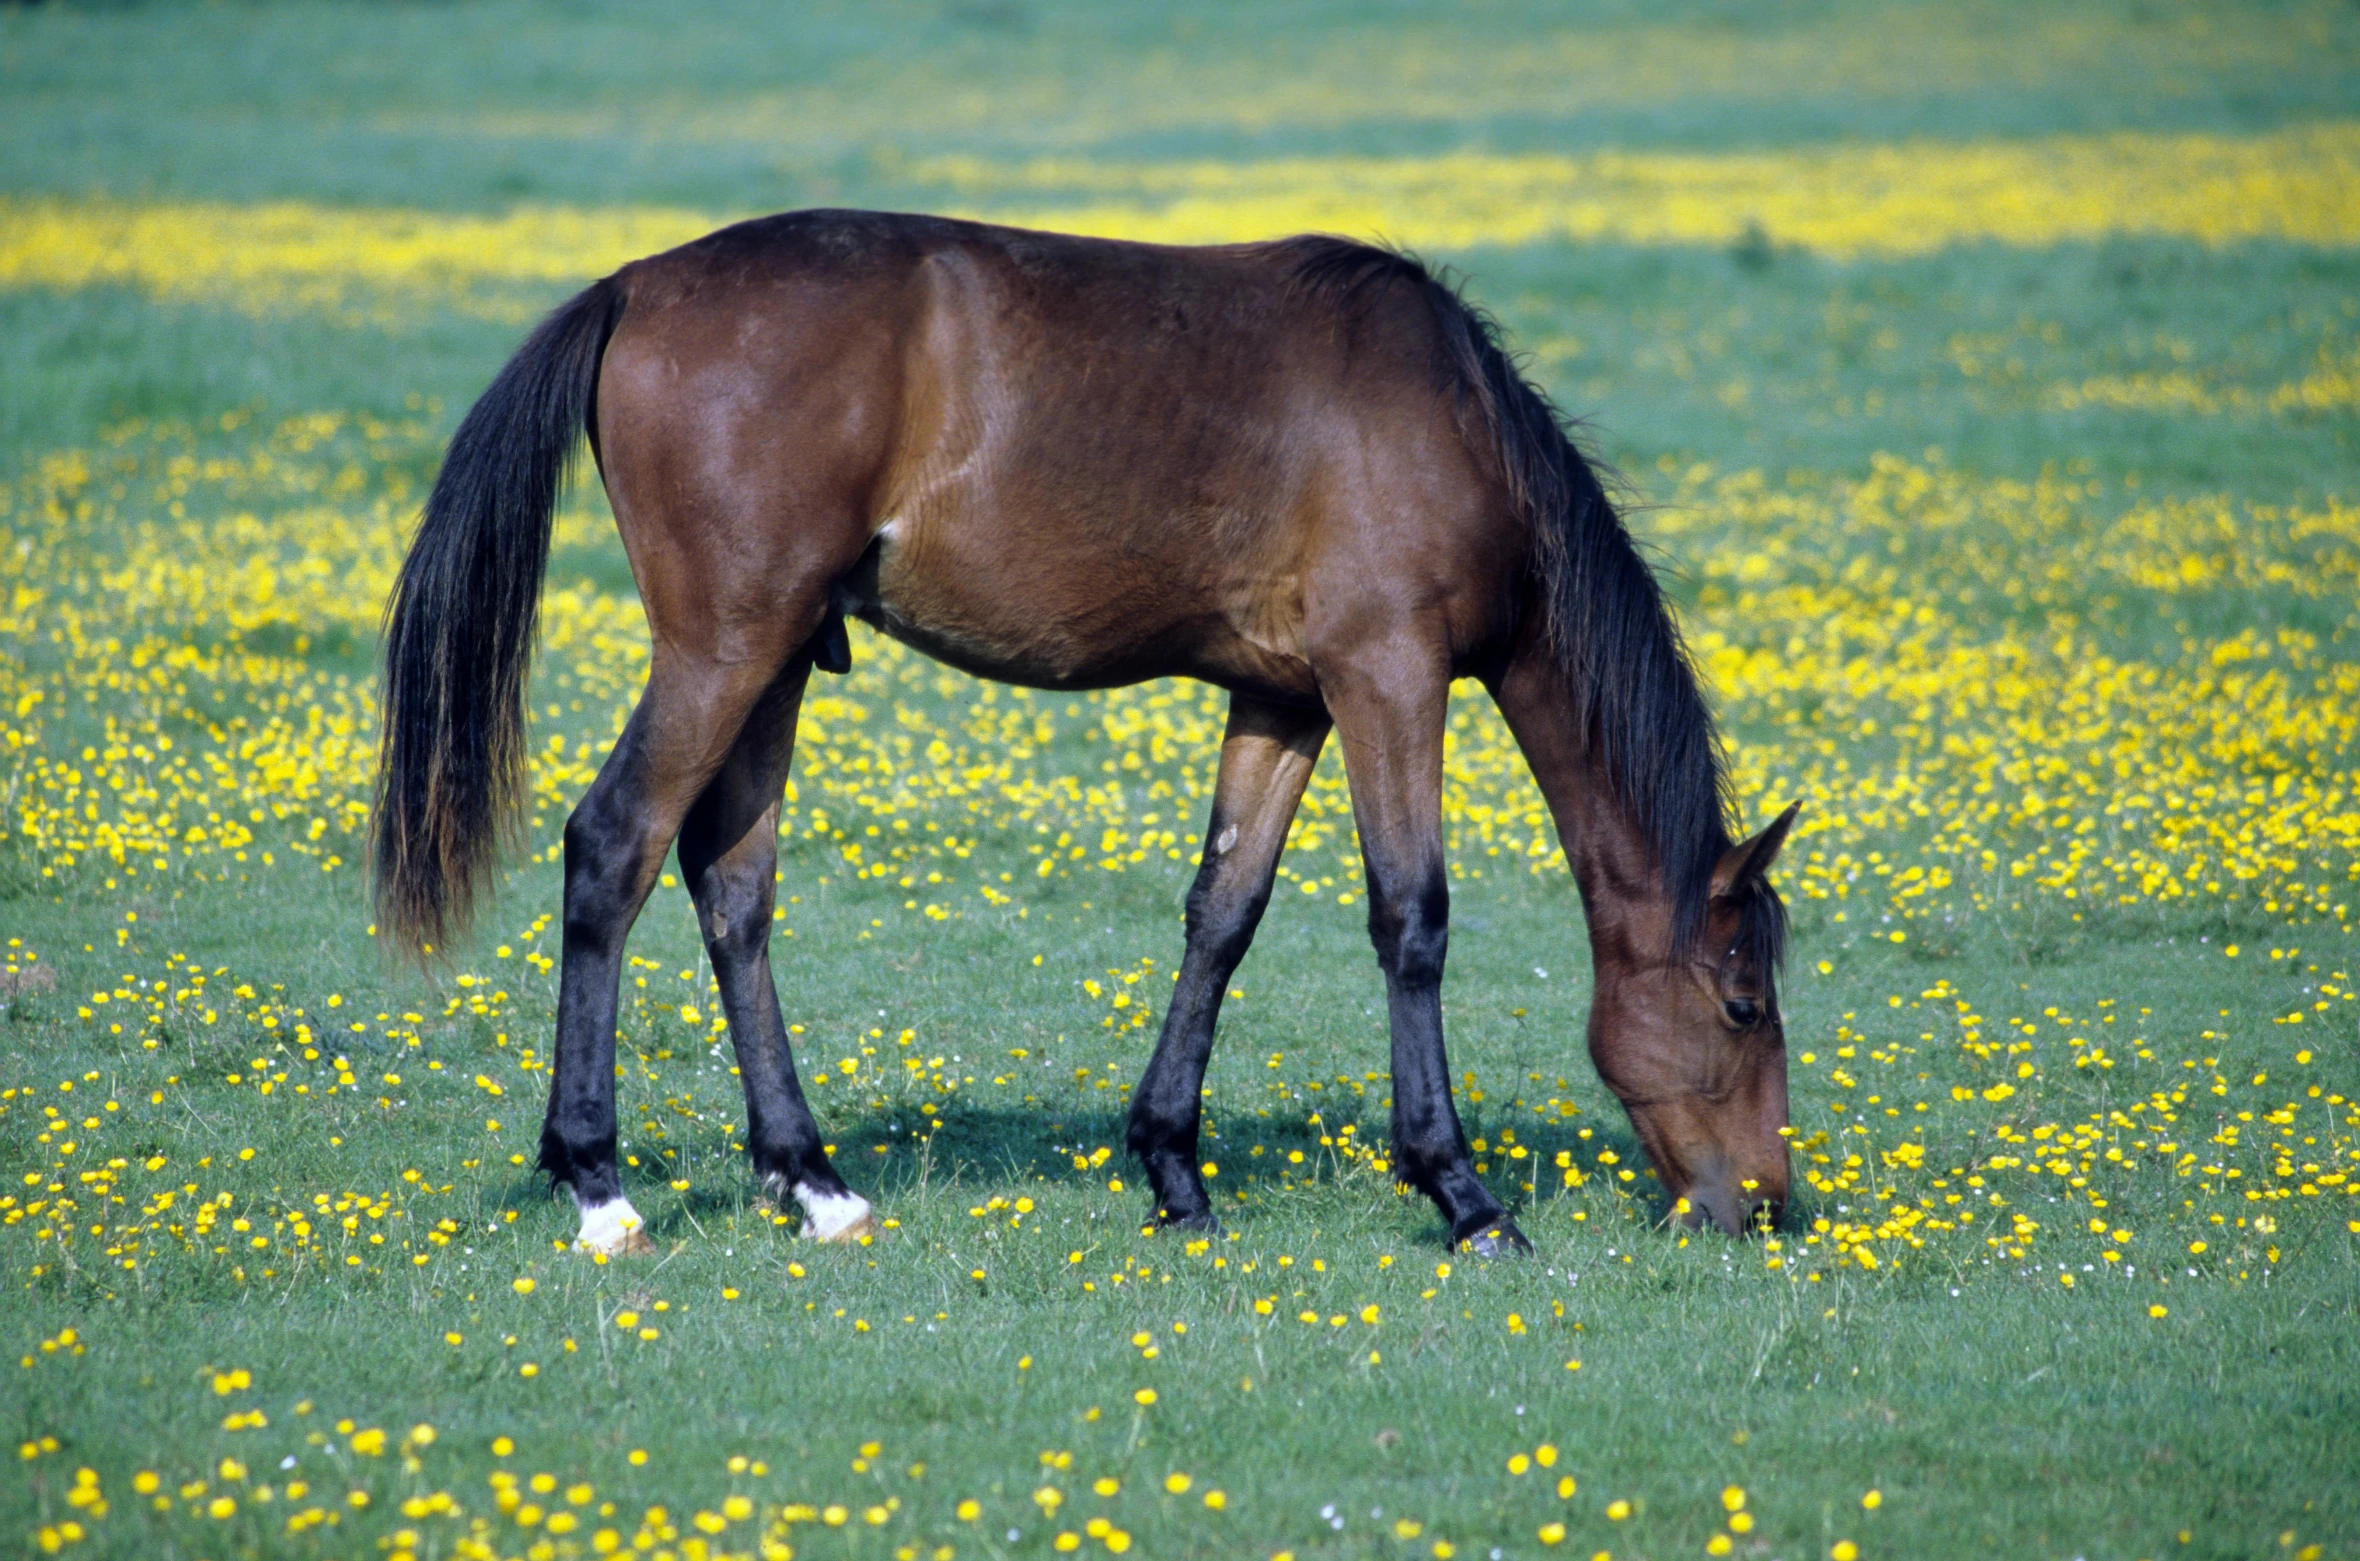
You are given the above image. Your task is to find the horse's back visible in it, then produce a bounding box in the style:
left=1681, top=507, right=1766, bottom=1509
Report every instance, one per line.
left=597, top=210, right=1520, bottom=695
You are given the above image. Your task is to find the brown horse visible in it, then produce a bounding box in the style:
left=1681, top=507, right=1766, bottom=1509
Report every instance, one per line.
left=373, top=210, right=1796, bottom=1255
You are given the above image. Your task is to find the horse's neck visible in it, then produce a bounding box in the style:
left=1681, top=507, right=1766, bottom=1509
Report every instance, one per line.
left=1486, top=644, right=1682, bottom=965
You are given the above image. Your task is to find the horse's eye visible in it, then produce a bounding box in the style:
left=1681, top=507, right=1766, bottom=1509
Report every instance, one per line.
left=1723, top=998, right=1762, bottom=1028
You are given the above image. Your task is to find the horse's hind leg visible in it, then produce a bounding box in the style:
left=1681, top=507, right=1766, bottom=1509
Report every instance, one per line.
left=1127, top=693, right=1330, bottom=1227
left=543, top=651, right=798, bottom=1255
left=677, top=659, right=874, bottom=1243
left=1320, top=645, right=1528, bottom=1254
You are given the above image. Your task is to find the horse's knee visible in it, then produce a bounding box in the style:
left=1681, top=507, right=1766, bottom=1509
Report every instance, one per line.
left=680, top=802, right=783, bottom=969
left=1367, top=866, right=1449, bottom=988
left=684, top=829, right=775, bottom=959
left=695, top=880, right=771, bottom=966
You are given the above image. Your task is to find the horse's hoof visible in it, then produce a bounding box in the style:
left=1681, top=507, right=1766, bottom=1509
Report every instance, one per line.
left=1156, top=1207, right=1221, bottom=1235
left=573, top=1196, right=654, bottom=1257
left=791, top=1185, right=879, bottom=1244
left=811, top=1210, right=881, bottom=1245
left=1455, top=1218, right=1533, bottom=1257
left=576, top=1226, right=656, bottom=1258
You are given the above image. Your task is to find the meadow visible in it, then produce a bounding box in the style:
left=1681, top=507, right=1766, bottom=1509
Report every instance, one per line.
left=3, top=2, right=2359, bottom=1559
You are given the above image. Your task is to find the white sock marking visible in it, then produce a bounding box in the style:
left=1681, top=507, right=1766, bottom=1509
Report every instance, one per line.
left=794, top=1182, right=874, bottom=1242
left=571, top=1192, right=646, bottom=1255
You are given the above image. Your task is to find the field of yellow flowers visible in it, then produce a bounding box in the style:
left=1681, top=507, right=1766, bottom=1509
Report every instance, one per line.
left=4, top=2, right=2359, bottom=1559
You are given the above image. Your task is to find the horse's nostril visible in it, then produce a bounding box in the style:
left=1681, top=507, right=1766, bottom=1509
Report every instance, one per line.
left=1682, top=1191, right=1741, bottom=1234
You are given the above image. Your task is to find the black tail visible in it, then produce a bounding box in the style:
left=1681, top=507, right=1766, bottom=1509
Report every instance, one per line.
left=372, top=279, right=623, bottom=959
left=1286, top=236, right=1737, bottom=956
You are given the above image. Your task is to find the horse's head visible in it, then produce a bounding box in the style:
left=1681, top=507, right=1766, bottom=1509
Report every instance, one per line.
left=1588, top=804, right=1798, bottom=1236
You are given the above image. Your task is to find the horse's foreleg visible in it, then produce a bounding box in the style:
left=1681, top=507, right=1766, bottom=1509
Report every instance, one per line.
left=678, top=664, right=874, bottom=1244
left=1127, top=694, right=1330, bottom=1227
left=1322, top=648, right=1529, bottom=1254
left=543, top=658, right=782, bottom=1256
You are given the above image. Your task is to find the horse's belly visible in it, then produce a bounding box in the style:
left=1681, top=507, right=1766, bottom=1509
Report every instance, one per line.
left=835, top=529, right=1313, bottom=698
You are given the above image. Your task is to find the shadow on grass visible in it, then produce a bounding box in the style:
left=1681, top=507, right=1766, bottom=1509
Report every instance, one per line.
left=480, top=1096, right=1715, bottom=1249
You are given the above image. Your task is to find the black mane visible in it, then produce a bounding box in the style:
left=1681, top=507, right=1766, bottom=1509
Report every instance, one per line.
left=1284, top=236, right=1781, bottom=970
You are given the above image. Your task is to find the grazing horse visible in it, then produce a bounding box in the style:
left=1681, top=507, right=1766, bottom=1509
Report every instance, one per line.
left=373, top=210, right=1797, bottom=1255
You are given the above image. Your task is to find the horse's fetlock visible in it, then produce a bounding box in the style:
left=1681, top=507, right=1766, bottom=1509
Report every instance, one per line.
left=1389, top=1125, right=1465, bottom=1192
left=751, top=1153, right=805, bottom=1195
left=538, top=1121, right=621, bottom=1204
left=1124, top=1110, right=1186, bottom=1161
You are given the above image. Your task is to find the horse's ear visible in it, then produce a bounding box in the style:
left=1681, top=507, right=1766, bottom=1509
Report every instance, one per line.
left=1712, top=802, right=1800, bottom=901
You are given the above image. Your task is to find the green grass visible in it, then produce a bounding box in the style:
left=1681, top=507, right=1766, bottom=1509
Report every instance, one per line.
left=4, top=3, right=2359, bottom=1559
left=9, top=865, right=2358, bottom=1561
